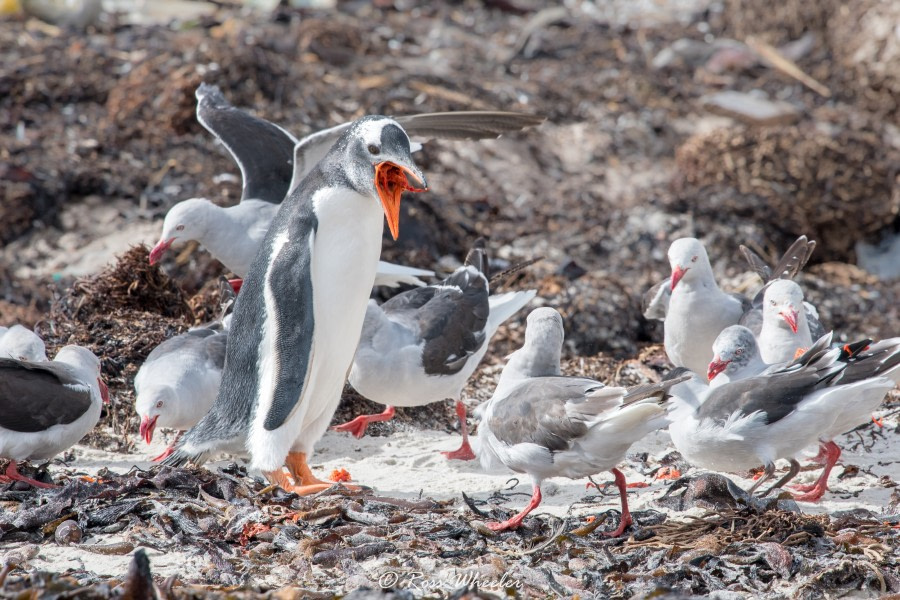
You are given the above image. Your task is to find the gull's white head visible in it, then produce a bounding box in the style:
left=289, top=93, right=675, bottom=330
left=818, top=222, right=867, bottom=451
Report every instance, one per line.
left=55, top=345, right=109, bottom=404
left=763, top=279, right=805, bottom=334
left=149, top=198, right=217, bottom=265
left=0, top=325, right=47, bottom=362
left=135, top=384, right=179, bottom=444
left=708, top=325, right=760, bottom=381
left=667, top=237, right=711, bottom=291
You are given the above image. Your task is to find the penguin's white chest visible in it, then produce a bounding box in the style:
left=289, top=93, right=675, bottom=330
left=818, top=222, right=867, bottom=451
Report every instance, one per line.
left=250, top=187, right=387, bottom=471
left=308, top=189, right=384, bottom=376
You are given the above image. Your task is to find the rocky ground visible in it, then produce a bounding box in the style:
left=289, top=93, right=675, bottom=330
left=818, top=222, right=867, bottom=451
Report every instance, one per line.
left=1, top=0, right=899, bottom=598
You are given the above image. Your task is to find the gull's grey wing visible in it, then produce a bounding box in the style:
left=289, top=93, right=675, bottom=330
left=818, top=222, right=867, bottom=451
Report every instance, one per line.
left=744, top=236, right=817, bottom=305
left=642, top=278, right=670, bottom=320
left=0, top=359, right=93, bottom=432
left=488, top=377, right=606, bottom=451
left=196, top=83, right=297, bottom=204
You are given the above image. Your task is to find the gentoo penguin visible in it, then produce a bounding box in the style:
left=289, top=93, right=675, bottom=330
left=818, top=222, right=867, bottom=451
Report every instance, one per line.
left=165, top=115, right=427, bottom=495
left=135, top=323, right=227, bottom=462
left=476, top=308, right=690, bottom=534
left=0, top=345, right=108, bottom=488
left=337, top=239, right=536, bottom=460
left=150, top=84, right=541, bottom=288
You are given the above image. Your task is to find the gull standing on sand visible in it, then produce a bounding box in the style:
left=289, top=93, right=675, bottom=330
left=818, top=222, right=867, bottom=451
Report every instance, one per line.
left=476, top=308, right=689, bottom=534
left=337, top=238, right=536, bottom=460
left=0, top=346, right=108, bottom=488
left=165, top=116, right=427, bottom=494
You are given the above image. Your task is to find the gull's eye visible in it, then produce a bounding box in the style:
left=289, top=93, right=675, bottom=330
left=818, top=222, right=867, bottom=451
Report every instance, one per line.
left=176, top=225, right=185, bottom=231
left=156, top=400, right=163, bottom=408
left=735, top=348, right=743, bottom=356
left=367, top=144, right=380, bottom=155
left=691, top=256, right=698, bottom=263
left=770, top=300, right=776, bottom=306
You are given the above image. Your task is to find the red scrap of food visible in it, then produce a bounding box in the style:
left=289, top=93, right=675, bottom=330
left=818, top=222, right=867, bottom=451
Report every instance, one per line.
left=584, top=516, right=596, bottom=523
left=872, top=415, right=884, bottom=428
left=329, top=468, right=352, bottom=483
left=239, top=522, right=271, bottom=546
left=626, top=482, right=650, bottom=488
left=655, top=467, right=681, bottom=480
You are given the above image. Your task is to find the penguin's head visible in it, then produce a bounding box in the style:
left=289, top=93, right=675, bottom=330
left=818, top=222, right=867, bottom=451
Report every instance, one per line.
left=149, top=198, right=216, bottom=265
left=340, top=116, right=428, bottom=240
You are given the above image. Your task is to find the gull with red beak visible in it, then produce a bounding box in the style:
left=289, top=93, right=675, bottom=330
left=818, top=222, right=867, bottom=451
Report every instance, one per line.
left=165, top=116, right=427, bottom=495
left=660, top=238, right=747, bottom=377
left=149, top=84, right=541, bottom=291
left=669, top=335, right=900, bottom=498
left=476, top=308, right=690, bottom=534
left=0, top=345, right=108, bottom=488
left=337, top=238, right=536, bottom=460
left=134, top=323, right=227, bottom=462
left=754, top=279, right=816, bottom=364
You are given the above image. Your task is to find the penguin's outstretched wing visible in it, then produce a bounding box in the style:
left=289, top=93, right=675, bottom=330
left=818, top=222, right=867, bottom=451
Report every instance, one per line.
left=289, top=111, right=544, bottom=192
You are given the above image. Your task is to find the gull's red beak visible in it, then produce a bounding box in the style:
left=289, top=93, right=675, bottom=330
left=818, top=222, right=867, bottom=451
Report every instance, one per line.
left=149, top=238, right=175, bottom=265
left=374, top=161, right=427, bottom=240
left=779, top=309, right=799, bottom=333
left=228, top=278, right=243, bottom=295
left=140, top=415, right=158, bottom=445
left=671, top=265, right=688, bottom=291
left=98, top=378, right=110, bottom=404
left=707, top=356, right=730, bottom=381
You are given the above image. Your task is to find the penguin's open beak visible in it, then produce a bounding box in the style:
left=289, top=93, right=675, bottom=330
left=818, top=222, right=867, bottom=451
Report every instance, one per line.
left=374, top=161, right=427, bottom=240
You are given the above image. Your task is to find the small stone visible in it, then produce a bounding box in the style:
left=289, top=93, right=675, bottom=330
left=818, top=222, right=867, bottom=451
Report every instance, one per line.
left=54, top=520, right=83, bottom=545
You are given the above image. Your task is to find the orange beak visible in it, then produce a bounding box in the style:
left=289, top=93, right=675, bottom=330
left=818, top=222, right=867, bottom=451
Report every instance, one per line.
left=374, top=161, right=427, bottom=240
